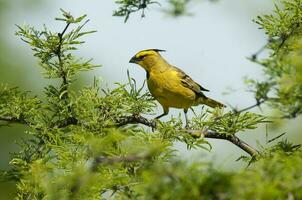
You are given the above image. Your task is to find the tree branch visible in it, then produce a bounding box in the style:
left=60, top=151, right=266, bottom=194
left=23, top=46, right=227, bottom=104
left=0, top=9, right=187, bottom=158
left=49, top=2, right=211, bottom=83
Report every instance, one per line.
left=117, top=115, right=156, bottom=127
left=95, top=155, right=143, bottom=164
left=198, top=130, right=259, bottom=157
left=116, top=115, right=259, bottom=157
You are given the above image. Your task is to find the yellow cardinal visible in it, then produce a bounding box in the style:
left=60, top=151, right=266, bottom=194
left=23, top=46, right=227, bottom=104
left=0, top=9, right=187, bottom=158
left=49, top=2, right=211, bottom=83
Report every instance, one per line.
left=129, top=49, right=225, bottom=126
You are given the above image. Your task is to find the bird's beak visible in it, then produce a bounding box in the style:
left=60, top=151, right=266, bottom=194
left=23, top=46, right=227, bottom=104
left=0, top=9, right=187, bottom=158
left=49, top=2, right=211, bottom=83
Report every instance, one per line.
left=129, top=56, right=139, bottom=64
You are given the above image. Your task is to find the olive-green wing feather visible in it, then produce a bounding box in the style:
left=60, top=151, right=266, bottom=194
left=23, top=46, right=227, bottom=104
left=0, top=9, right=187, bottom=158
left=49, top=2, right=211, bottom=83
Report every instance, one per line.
left=173, top=66, right=225, bottom=108
left=172, top=66, right=209, bottom=97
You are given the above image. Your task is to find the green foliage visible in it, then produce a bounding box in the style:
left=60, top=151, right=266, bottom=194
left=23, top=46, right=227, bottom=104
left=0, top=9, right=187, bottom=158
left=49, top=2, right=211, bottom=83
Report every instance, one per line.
left=191, top=109, right=267, bottom=135
left=113, top=0, right=221, bottom=21
left=0, top=84, right=41, bottom=125
left=16, top=9, right=98, bottom=80
left=113, top=0, right=199, bottom=22
left=232, top=145, right=302, bottom=200
left=250, top=0, right=302, bottom=118
left=116, top=70, right=156, bottom=115
left=119, top=143, right=302, bottom=200
left=113, top=0, right=157, bottom=22
left=164, top=0, right=193, bottom=17
left=156, top=116, right=212, bottom=151
left=134, top=161, right=234, bottom=200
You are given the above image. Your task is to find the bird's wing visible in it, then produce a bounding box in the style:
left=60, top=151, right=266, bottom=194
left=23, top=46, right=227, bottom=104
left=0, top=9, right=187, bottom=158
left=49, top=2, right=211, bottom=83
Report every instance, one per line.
left=172, top=66, right=209, bottom=96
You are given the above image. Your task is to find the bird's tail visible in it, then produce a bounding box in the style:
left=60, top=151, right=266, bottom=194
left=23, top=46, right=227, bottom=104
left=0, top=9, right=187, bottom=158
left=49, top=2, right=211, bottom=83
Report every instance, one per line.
left=197, top=97, right=225, bottom=108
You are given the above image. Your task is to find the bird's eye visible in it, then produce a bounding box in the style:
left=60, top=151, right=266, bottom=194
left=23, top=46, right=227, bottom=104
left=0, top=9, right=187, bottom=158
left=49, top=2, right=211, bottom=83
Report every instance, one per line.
left=138, top=55, right=147, bottom=60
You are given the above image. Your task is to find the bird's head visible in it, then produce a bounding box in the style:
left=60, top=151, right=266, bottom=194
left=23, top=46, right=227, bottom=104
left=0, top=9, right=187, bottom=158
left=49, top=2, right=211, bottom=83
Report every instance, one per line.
left=129, top=49, right=166, bottom=71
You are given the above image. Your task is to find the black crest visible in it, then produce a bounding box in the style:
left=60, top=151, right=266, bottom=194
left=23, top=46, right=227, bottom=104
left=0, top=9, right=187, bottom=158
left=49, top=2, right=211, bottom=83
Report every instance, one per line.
left=148, top=49, right=166, bottom=52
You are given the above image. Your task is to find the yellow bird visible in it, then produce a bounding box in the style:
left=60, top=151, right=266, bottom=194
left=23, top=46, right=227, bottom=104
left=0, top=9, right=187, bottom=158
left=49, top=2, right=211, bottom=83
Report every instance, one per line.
left=129, top=49, right=225, bottom=126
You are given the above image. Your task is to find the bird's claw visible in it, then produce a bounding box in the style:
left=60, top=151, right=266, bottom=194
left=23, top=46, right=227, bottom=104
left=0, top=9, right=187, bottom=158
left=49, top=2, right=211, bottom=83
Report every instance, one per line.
left=150, top=120, right=157, bottom=132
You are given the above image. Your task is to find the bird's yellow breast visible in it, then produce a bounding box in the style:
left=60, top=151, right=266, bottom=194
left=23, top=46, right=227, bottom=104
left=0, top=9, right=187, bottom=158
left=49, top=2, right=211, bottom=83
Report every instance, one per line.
left=147, top=68, right=196, bottom=109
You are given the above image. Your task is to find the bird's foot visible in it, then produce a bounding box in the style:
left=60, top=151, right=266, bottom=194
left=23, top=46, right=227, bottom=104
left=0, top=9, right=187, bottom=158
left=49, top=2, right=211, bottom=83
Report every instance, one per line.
left=150, top=119, right=158, bottom=132
left=184, top=123, right=190, bottom=129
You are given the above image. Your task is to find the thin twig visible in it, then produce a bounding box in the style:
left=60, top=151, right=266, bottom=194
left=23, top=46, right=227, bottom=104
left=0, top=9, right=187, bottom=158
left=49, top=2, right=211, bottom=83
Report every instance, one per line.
left=56, top=22, right=74, bottom=117
left=267, top=132, right=286, bottom=144
left=235, top=99, right=266, bottom=113
left=57, top=22, right=71, bottom=94
left=94, top=155, right=143, bottom=165
left=117, top=115, right=156, bottom=127
left=251, top=43, right=268, bottom=61
left=90, top=154, right=150, bottom=172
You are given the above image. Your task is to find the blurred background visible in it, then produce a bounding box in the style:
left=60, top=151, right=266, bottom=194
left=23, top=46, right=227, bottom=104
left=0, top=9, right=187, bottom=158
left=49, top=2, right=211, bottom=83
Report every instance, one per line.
left=1, top=0, right=301, bottom=199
